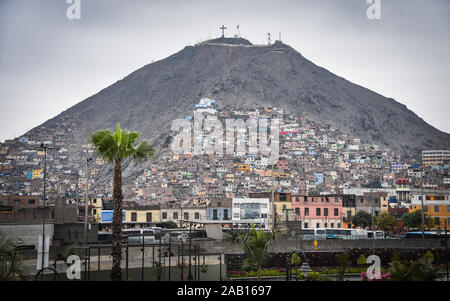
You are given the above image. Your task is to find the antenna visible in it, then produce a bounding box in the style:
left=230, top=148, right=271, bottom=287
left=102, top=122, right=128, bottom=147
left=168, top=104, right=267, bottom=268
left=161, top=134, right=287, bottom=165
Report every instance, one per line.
left=267, top=32, right=272, bottom=45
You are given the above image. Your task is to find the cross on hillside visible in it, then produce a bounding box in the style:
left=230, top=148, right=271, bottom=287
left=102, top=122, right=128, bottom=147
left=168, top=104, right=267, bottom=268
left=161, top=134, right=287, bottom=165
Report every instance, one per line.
left=220, top=25, right=227, bottom=38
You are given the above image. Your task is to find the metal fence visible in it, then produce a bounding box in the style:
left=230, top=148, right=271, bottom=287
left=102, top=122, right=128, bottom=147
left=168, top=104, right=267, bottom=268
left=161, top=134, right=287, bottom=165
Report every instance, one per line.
left=35, top=234, right=225, bottom=281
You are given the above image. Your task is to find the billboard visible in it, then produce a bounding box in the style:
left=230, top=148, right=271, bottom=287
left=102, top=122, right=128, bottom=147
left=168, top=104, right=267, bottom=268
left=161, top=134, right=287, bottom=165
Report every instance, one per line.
left=101, top=210, right=125, bottom=223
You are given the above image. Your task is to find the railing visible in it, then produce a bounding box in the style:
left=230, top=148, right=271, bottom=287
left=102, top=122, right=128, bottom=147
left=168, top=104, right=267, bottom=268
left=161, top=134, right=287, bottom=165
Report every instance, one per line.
left=35, top=235, right=225, bottom=281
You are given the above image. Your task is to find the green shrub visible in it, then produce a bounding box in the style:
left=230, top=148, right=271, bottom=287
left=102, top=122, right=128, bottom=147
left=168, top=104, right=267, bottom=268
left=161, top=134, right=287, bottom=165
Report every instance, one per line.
left=241, top=258, right=258, bottom=272
left=357, top=254, right=367, bottom=266
left=422, top=251, right=434, bottom=264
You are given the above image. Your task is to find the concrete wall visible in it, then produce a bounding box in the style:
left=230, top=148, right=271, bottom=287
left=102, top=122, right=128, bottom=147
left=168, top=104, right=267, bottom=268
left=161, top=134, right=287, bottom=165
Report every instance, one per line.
left=195, top=236, right=444, bottom=254
left=0, top=223, right=54, bottom=246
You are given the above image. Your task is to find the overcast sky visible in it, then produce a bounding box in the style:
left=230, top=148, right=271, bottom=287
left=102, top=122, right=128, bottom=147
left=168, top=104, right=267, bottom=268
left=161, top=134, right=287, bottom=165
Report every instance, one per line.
left=0, top=0, right=449, bottom=142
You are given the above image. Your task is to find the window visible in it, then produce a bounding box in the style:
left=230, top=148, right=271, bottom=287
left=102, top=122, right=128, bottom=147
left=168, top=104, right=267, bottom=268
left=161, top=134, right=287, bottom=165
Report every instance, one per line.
left=93, top=209, right=97, bottom=215
left=295, top=208, right=300, bottom=215
left=233, top=213, right=240, bottom=219
left=282, top=205, right=286, bottom=210
left=316, top=223, right=320, bottom=228
left=324, top=208, right=328, bottom=216
left=434, top=206, right=439, bottom=213
left=224, top=209, right=229, bottom=220
left=162, top=212, right=167, bottom=219
left=261, top=214, right=268, bottom=219
left=435, top=217, right=440, bottom=225
left=28, top=199, right=35, bottom=204
left=324, top=223, right=328, bottom=228
left=173, top=212, right=178, bottom=220
left=262, top=203, right=267, bottom=208
left=304, top=223, right=308, bottom=229
left=195, top=212, right=200, bottom=219
left=240, top=203, right=261, bottom=220
left=184, top=212, right=189, bottom=220
left=213, top=209, right=218, bottom=220
left=131, top=212, right=137, bottom=222
left=334, top=208, right=339, bottom=216
left=448, top=205, right=450, bottom=213
left=304, top=208, right=309, bottom=216
left=234, top=203, right=240, bottom=208
left=423, top=206, right=428, bottom=212
left=316, top=208, right=321, bottom=216
left=14, top=199, right=20, bottom=204
left=331, top=223, right=334, bottom=228
left=146, top=212, right=152, bottom=222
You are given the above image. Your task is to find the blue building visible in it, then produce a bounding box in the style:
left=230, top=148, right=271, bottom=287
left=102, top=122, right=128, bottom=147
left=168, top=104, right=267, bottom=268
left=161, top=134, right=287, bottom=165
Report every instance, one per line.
left=205, top=198, right=232, bottom=221
left=314, top=173, right=324, bottom=185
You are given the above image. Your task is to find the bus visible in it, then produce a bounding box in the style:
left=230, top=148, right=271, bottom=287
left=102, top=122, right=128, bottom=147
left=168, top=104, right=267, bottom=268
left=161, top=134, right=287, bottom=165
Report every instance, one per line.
left=367, top=230, right=389, bottom=239
left=302, top=228, right=368, bottom=240
left=401, top=231, right=438, bottom=239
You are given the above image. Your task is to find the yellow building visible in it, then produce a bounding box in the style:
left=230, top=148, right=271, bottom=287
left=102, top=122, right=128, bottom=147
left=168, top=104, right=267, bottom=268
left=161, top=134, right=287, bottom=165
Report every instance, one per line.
left=249, top=192, right=292, bottom=229
left=237, top=164, right=250, bottom=172
left=90, top=197, right=103, bottom=222
left=225, top=174, right=235, bottom=183
left=124, top=206, right=161, bottom=225
left=410, top=194, right=450, bottom=229
left=32, top=169, right=43, bottom=179
left=273, top=171, right=290, bottom=179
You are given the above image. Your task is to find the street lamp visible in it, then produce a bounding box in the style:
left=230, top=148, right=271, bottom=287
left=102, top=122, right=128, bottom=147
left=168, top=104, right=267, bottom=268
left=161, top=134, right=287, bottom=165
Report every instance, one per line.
left=287, top=249, right=311, bottom=280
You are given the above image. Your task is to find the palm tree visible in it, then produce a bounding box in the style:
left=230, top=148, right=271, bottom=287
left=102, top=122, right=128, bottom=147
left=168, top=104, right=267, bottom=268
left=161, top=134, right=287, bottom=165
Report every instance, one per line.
left=90, top=124, right=155, bottom=281
left=226, top=224, right=278, bottom=280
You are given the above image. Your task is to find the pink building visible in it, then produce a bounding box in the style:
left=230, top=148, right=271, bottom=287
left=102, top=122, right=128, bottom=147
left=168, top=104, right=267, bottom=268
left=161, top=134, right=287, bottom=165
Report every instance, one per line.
left=291, top=195, right=343, bottom=229
left=275, top=159, right=289, bottom=170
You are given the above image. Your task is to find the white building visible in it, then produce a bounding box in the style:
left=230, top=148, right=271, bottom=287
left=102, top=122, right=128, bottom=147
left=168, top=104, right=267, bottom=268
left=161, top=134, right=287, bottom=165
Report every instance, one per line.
left=232, top=198, right=270, bottom=229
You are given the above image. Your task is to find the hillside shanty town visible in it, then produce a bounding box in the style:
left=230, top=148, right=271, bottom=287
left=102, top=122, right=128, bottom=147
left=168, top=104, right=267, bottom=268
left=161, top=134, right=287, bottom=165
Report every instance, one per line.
left=1, top=98, right=449, bottom=232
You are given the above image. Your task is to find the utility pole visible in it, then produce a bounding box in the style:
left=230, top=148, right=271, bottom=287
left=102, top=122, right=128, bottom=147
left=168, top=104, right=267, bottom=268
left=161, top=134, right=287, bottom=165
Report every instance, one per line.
left=267, top=33, right=272, bottom=45
left=372, top=194, right=375, bottom=255
left=39, top=143, right=53, bottom=270
left=271, top=164, right=275, bottom=230
left=187, top=222, right=193, bottom=281
left=445, top=219, right=448, bottom=282
left=421, top=177, right=425, bottom=248
left=84, top=158, right=93, bottom=245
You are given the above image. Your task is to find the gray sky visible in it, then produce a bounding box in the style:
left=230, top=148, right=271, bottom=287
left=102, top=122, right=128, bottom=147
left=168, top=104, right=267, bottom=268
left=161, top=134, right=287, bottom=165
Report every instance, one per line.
left=0, top=0, right=449, bottom=142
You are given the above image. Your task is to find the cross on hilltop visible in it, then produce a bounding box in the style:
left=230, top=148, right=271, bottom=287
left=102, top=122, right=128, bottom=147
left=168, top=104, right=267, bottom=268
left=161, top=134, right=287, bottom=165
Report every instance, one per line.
left=220, top=25, right=227, bottom=38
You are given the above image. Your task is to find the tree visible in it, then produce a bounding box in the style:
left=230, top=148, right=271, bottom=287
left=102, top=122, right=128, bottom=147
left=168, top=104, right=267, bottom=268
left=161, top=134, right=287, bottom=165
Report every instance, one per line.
left=375, top=212, right=397, bottom=232
left=225, top=224, right=278, bottom=280
left=334, top=253, right=350, bottom=280
left=308, top=189, right=320, bottom=196
left=401, top=210, right=432, bottom=230
left=0, top=231, right=26, bottom=281
left=351, top=211, right=372, bottom=228
left=90, top=124, right=155, bottom=281
left=389, top=253, right=441, bottom=281
left=162, top=221, right=178, bottom=229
